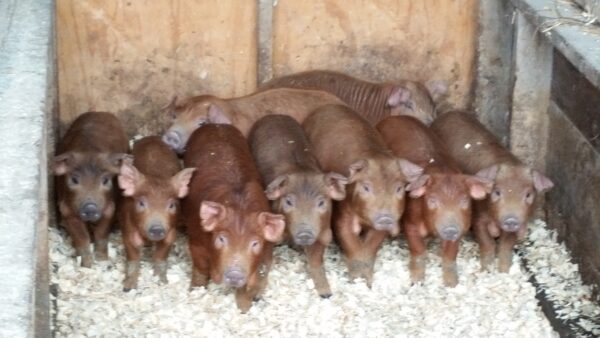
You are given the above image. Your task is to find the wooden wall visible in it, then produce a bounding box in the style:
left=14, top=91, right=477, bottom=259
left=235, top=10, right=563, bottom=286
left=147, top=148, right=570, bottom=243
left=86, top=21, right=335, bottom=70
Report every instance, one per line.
left=57, top=0, right=478, bottom=136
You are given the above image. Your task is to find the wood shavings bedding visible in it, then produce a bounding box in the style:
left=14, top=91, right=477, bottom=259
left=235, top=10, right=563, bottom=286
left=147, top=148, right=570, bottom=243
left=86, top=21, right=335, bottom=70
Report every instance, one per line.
left=49, top=219, right=596, bottom=337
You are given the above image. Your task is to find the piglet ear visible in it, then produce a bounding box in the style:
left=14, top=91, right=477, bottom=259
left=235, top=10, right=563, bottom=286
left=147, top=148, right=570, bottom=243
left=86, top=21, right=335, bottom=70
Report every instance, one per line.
left=207, top=104, right=232, bottom=125
left=53, top=152, right=77, bottom=175
left=107, top=153, right=134, bottom=174
left=200, top=201, right=226, bottom=232
left=347, top=159, right=368, bottom=183
left=265, top=175, right=288, bottom=200
left=465, top=175, right=493, bottom=200
left=397, top=158, right=424, bottom=183
left=406, top=174, right=430, bottom=198
left=171, top=168, right=196, bottom=198
left=425, top=80, right=448, bottom=103
left=118, top=162, right=143, bottom=196
left=324, top=172, right=348, bottom=201
left=475, top=165, right=499, bottom=181
left=258, top=212, right=285, bottom=243
left=532, top=170, right=554, bottom=193
left=387, top=86, right=411, bottom=107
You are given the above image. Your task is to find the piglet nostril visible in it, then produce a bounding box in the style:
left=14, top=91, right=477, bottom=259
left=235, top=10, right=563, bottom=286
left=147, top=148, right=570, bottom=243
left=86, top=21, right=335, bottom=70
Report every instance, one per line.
left=147, top=224, right=166, bottom=241
left=501, top=217, right=521, bottom=232
left=293, top=229, right=316, bottom=246
left=224, top=268, right=246, bottom=288
left=440, top=225, right=460, bottom=241
left=374, top=214, right=395, bottom=231
left=162, top=131, right=181, bottom=150
left=80, top=203, right=101, bottom=222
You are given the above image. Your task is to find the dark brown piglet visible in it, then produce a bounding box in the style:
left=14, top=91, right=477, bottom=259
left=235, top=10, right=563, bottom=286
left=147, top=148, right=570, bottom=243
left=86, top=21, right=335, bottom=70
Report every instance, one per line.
left=377, top=116, right=492, bottom=286
left=183, top=124, right=285, bottom=312
left=303, top=104, right=425, bottom=286
left=249, top=115, right=348, bottom=298
left=162, top=88, right=343, bottom=153
left=118, top=136, right=195, bottom=291
left=431, top=111, right=554, bottom=272
left=261, top=70, right=447, bottom=126
left=53, top=112, right=130, bottom=267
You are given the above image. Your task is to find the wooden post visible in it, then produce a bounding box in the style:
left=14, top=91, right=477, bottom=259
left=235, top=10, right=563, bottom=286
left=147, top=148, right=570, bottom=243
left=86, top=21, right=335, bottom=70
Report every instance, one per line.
left=509, top=12, right=553, bottom=171
left=257, top=0, right=273, bottom=85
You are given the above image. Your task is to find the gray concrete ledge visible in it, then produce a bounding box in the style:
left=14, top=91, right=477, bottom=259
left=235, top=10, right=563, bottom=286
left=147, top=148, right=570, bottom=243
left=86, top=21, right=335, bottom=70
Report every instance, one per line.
left=512, top=0, right=600, bottom=89
left=0, top=0, right=54, bottom=337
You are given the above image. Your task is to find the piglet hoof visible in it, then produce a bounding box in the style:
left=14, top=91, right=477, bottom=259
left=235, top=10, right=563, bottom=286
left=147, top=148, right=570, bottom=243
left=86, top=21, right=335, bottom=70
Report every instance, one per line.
left=479, top=254, right=494, bottom=272
left=123, top=275, right=138, bottom=291
left=235, top=293, right=253, bottom=313
left=94, top=250, right=109, bottom=261
left=442, top=272, right=458, bottom=287
left=77, top=246, right=94, bottom=268
left=94, top=240, right=109, bottom=261
left=498, top=253, right=513, bottom=273
left=153, top=261, right=168, bottom=284
left=409, top=256, right=426, bottom=284
left=347, top=260, right=369, bottom=281
left=319, top=292, right=333, bottom=299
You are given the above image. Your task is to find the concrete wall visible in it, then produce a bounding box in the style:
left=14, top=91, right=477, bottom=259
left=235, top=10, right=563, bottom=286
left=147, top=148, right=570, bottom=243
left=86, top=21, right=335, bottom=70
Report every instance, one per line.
left=0, top=0, right=54, bottom=336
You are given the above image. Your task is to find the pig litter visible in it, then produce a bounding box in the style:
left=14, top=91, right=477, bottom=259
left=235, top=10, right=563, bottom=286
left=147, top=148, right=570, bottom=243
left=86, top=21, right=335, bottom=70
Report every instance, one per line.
left=50, top=219, right=600, bottom=338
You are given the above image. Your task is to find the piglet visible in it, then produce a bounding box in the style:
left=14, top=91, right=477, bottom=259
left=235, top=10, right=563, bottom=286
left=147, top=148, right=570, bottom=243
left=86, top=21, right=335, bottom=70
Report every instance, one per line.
left=249, top=115, right=348, bottom=298
left=431, top=111, right=554, bottom=272
left=303, top=104, right=425, bottom=286
left=261, top=70, right=447, bottom=125
left=377, top=116, right=492, bottom=286
left=183, top=124, right=285, bottom=312
left=161, top=88, right=343, bottom=153
left=118, top=136, right=195, bottom=291
left=53, top=112, right=130, bottom=267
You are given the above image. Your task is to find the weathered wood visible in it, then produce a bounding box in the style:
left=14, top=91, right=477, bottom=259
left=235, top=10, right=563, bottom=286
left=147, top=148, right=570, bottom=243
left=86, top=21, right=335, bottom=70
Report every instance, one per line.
left=511, top=0, right=600, bottom=89
left=574, top=0, right=600, bottom=19
left=545, top=101, right=600, bottom=301
left=56, top=0, right=258, bottom=136
left=257, top=0, right=274, bottom=85
left=271, top=0, right=479, bottom=111
left=552, top=50, right=600, bottom=151
left=473, top=0, right=515, bottom=144
left=510, top=12, right=553, bottom=172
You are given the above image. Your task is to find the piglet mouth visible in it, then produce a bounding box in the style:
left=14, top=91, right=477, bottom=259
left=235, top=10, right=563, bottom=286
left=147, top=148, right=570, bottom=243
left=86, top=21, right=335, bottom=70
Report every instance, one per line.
left=500, top=217, right=522, bottom=232
left=223, top=268, right=247, bottom=288
left=439, top=225, right=461, bottom=241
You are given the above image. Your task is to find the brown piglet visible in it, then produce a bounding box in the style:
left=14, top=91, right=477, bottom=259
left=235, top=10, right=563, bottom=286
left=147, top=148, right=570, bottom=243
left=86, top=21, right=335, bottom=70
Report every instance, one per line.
left=303, top=104, right=425, bottom=286
left=431, top=111, right=554, bottom=272
left=161, top=88, right=343, bottom=153
left=249, top=115, right=348, bottom=298
left=377, top=116, right=493, bottom=287
left=183, top=124, right=285, bottom=312
left=118, top=136, right=196, bottom=291
left=261, top=70, right=447, bottom=125
left=53, top=112, right=130, bottom=267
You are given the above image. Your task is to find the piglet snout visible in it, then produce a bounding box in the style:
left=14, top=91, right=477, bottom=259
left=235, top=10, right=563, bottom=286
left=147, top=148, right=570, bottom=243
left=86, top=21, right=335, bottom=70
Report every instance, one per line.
left=373, top=214, right=396, bottom=231
left=79, top=203, right=101, bottom=222
left=162, top=130, right=182, bottom=152
left=293, top=228, right=316, bottom=246
left=440, top=225, right=461, bottom=241
left=147, top=223, right=166, bottom=241
left=501, top=217, right=521, bottom=232
left=224, top=267, right=246, bottom=288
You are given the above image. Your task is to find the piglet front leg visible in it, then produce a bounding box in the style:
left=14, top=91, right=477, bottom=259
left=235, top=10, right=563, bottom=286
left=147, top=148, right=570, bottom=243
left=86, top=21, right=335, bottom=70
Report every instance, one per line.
left=498, top=231, right=518, bottom=273
left=152, top=228, right=176, bottom=284
left=63, top=216, right=93, bottom=268
left=441, top=239, right=459, bottom=287
left=405, top=222, right=427, bottom=284
left=122, top=232, right=142, bottom=291
left=305, top=242, right=331, bottom=298
left=92, top=202, right=115, bottom=261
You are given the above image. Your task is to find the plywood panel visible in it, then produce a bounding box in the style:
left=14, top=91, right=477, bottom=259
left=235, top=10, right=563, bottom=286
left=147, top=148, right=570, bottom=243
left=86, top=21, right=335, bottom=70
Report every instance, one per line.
left=57, top=0, right=257, bottom=136
left=272, top=0, right=478, bottom=111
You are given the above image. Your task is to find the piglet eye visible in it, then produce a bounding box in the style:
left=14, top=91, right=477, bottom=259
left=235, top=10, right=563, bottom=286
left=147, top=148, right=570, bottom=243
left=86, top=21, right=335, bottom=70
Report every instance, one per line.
left=404, top=101, right=415, bottom=110
left=136, top=199, right=146, bottom=211
left=167, top=200, right=177, bottom=211
left=526, top=192, right=532, bottom=199
left=102, top=176, right=112, bottom=187
left=215, top=234, right=228, bottom=248
left=396, top=185, right=405, bottom=194
left=284, top=197, right=294, bottom=208
left=493, top=189, right=501, bottom=197
left=70, top=176, right=80, bottom=185
left=427, top=197, right=438, bottom=209
left=362, top=184, right=371, bottom=193
left=317, top=199, right=326, bottom=208
left=250, top=240, right=261, bottom=253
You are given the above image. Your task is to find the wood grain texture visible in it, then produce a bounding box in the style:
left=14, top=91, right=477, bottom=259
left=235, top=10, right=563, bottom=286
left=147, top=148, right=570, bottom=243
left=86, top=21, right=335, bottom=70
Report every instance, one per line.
left=271, top=0, right=478, bottom=111
left=56, top=0, right=257, bottom=136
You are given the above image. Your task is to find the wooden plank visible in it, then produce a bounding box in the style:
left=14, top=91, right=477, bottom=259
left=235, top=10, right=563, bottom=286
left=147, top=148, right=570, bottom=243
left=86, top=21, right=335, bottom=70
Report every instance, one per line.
left=510, top=12, right=553, bottom=172
left=258, top=0, right=274, bottom=85
left=56, top=0, right=257, bottom=136
left=271, top=0, right=478, bottom=111
left=546, top=101, right=600, bottom=300
left=511, top=0, right=600, bottom=89
left=473, top=0, right=515, bottom=144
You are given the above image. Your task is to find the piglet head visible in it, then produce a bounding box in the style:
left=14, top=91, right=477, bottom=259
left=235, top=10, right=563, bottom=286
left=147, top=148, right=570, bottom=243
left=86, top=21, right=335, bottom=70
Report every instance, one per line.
left=119, top=163, right=195, bottom=241
left=54, top=151, right=131, bottom=223
left=162, top=95, right=233, bottom=154
left=266, top=172, right=347, bottom=246
left=200, top=200, right=284, bottom=288
left=480, top=164, right=553, bottom=236
left=387, top=80, right=445, bottom=126
left=346, top=157, right=423, bottom=236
